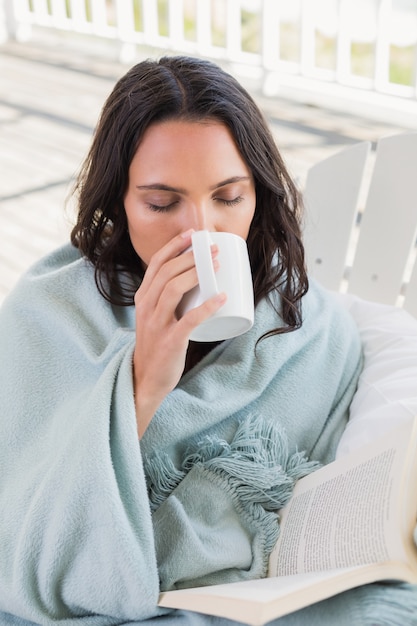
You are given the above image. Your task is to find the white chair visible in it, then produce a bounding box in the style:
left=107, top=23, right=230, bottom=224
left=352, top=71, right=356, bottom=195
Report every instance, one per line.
left=347, top=132, right=417, bottom=315
left=303, top=132, right=417, bottom=318
left=303, top=141, right=371, bottom=292
left=406, top=259, right=417, bottom=315
left=302, top=133, right=417, bottom=458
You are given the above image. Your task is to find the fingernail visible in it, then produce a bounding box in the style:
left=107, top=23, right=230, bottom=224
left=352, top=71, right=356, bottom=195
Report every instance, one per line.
left=181, top=229, right=195, bottom=238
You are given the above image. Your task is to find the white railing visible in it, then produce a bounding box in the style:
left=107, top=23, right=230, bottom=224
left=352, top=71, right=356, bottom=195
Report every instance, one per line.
left=2, top=0, right=417, bottom=114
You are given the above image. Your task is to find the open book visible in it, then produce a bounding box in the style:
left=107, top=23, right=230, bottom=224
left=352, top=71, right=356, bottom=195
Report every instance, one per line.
left=158, top=416, right=417, bottom=625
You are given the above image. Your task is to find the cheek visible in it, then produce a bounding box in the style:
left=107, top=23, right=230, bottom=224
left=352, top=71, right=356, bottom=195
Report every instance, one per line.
left=124, top=200, right=180, bottom=267
left=239, top=200, right=256, bottom=239
left=126, top=223, right=162, bottom=268
left=124, top=200, right=154, bottom=264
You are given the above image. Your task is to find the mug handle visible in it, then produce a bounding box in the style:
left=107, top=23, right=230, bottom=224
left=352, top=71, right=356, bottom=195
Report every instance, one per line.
left=191, top=230, right=219, bottom=301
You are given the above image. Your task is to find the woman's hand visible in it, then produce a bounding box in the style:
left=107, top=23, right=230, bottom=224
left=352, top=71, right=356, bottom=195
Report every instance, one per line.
left=133, top=229, right=226, bottom=437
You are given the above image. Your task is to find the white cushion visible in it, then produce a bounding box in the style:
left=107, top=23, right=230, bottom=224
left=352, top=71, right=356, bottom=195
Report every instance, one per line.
left=333, top=293, right=417, bottom=458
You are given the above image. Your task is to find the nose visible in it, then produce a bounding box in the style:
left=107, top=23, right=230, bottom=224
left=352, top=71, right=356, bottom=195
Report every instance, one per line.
left=187, top=202, right=214, bottom=232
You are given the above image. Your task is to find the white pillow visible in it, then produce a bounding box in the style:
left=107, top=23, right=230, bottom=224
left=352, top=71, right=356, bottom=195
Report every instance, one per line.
left=333, top=293, right=417, bottom=458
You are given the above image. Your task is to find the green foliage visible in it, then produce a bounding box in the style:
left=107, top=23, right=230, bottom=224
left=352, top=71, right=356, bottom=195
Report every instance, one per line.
left=390, top=45, right=415, bottom=86
left=241, top=9, right=261, bottom=53
left=351, top=42, right=375, bottom=79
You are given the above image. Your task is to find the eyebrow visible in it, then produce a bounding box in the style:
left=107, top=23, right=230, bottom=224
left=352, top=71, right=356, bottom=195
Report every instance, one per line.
left=136, top=176, right=251, bottom=194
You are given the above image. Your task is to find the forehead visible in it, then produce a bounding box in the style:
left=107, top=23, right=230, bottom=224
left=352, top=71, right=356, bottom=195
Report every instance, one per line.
left=132, top=119, right=247, bottom=169
left=131, top=120, right=250, bottom=180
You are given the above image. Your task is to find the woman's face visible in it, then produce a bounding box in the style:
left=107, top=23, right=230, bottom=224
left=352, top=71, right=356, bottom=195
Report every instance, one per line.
left=124, top=119, right=256, bottom=267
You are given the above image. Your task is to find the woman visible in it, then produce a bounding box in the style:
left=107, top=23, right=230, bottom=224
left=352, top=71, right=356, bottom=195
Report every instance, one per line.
left=0, top=56, right=413, bottom=625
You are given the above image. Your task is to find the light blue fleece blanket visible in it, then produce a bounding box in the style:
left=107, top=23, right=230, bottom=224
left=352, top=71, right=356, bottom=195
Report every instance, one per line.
left=0, top=244, right=416, bottom=626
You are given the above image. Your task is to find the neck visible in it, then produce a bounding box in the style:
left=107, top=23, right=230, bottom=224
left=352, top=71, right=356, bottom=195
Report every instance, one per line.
left=183, top=340, right=221, bottom=375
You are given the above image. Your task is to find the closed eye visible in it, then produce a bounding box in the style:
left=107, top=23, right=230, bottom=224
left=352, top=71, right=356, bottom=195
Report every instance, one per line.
left=216, top=196, right=244, bottom=207
left=146, top=201, right=179, bottom=212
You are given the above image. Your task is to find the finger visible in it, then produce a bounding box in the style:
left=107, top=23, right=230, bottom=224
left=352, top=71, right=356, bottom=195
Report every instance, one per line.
left=154, top=258, right=221, bottom=326
left=135, top=250, right=197, bottom=318
left=143, top=231, right=219, bottom=288
left=141, top=229, right=195, bottom=286
left=136, top=249, right=195, bottom=309
left=176, top=291, right=227, bottom=339
left=138, top=240, right=219, bottom=312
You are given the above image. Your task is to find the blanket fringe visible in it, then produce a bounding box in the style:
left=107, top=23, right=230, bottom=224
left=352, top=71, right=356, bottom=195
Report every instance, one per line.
left=145, top=414, right=319, bottom=513
left=145, top=455, right=186, bottom=511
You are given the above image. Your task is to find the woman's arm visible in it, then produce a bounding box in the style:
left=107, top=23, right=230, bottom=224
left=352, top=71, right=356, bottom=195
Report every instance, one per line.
left=132, top=230, right=225, bottom=436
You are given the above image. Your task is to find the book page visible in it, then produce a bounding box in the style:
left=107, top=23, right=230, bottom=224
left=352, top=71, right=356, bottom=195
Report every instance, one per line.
left=159, top=560, right=417, bottom=625
left=159, top=420, right=417, bottom=625
left=159, top=566, right=371, bottom=626
left=269, top=420, right=416, bottom=577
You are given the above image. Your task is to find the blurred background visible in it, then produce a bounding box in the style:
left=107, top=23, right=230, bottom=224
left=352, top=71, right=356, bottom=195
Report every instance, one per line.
left=1, top=0, right=416, bottom=303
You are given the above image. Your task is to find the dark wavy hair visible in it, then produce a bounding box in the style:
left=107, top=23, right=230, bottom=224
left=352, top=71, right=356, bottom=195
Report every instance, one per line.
left=71, top=55, right=308, bottom=336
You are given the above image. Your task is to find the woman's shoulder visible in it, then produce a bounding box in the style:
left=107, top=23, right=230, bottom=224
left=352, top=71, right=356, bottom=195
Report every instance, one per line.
left=1, top=243, right=135, bottom=348
left=304, top=278, right=357, bottom=323
left=0, top=243, right=102, bottom=321
left=5, top=244, right=92, bottom=300
left=297, top=278, right=363, bottom=355
left=23, top=243, right=87, bottom=280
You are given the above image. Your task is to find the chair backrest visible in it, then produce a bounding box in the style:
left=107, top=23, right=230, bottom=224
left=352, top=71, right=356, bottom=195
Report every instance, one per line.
left=346, top=133, right=417, bottom=314
left=406, top=260, right=417, bottom=315
left=303, top=141, right=371, bottom=291
left=303, top=132, right=417, bottom=318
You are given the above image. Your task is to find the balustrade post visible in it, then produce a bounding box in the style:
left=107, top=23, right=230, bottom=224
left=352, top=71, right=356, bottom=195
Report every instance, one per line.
left=142, top=0, right=159, bottom=43
left=226, top=0, right=241, bottom=59
left=0, top=0, right=17, bottom=41
left=374, top=0, right=391, bottom=92
left=261, top=0, right=280, bottom=96
left=168, top=0, right=184, bottom=49
left=300, top=0, right=316, bottom=77
left=115, top=0, right=136, bottom=62
left=336, top=0, right=352, bottom=85
left=196, top=0, right=212, bottom=55
left=0, top=0, right=32, bottom=42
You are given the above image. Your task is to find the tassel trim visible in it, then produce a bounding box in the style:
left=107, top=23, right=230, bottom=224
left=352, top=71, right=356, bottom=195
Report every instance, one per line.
left=145, top=414, right=319, bottom=513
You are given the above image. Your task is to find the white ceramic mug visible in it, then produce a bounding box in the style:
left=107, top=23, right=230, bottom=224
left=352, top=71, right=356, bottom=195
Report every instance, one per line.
left=177, top=230, right=254, bottom=342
